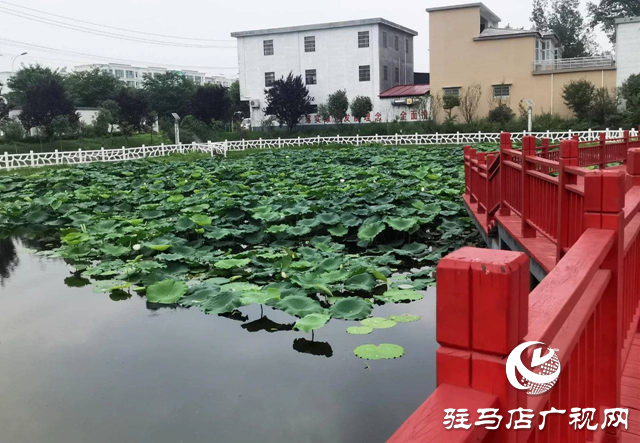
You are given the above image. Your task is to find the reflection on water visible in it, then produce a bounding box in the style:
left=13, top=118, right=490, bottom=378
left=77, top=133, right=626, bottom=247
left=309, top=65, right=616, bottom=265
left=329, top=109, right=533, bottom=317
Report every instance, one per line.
left=0, top=244, right=438, bottom=443
left=0, top=237, right=18, bottom=286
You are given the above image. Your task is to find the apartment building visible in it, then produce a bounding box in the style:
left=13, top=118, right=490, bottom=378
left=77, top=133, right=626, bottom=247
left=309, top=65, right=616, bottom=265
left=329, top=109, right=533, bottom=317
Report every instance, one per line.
left=616, top=17, right=640, bottom=90
left=426, top=3, right=617, bottom=120
left=74, top=64, right=235, bottom=89
left=232, top=18, right=418, bottom=128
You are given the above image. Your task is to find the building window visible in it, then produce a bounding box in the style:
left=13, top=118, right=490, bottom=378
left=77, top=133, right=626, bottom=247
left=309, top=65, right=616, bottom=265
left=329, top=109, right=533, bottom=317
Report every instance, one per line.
left=265, top=72, right=275, bottom=87
left=405, top=39, right=409, bottom=54
left=304, top=36, right=315, bottom=52
left=394, top=67, right=400, bottom=83
left=383, top=31, right=387, bottom=48
left=126, top=70, right=134, bottom=79
left=305, top=69, right=317, bottom=85
left=394, top=35, right=399, bottom=51
left=443, top=87, right=461, bottom=97
left=383, top=65, right=388, bottom=81
left=358, top=31, right=369, bottom=48
left=309, top=104, right=318, bottom=114
left=126, top=80, right=135, bottom=87
left=359, top=65, right=370, bottom=82
left=115, top=69, right=124, bottom=78
left=493, top=84, right=511, bottom=98
left=264, top=40, right=274, bottom=56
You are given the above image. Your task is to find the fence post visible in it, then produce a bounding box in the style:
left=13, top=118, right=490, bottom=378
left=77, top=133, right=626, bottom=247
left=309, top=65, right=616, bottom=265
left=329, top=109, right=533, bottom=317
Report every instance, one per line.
left=630, top=148, right=640, bottom=186
left=122, top=146, right=126, bottom=160
left=101, top=147, right=105, bottom=162
left=556, top=139, right=579, bottom=261
left=55, top=149, right=59, bottom=165
left=29, top=150, right=34, bottom=167
left=600, top=132, right=607, bottom=169
left=395, top=133, right=399, bottom=145
left=436, top=247, right=529, bottom=442
left=435, top=132, right=440, bottom=144
left=259, top=137, right=263, bottom=149
left=278, top=137, right=282, bottom=148
left=242, top=138, right=246, bottom=150
left=224, top=140, right=228, bottom=157
left=317, top=134, right=321, bottom=145
left=3, top=151, right=8, bottom=169
left=521, top=135, right=537, bottom=237
left=499, top=133, right=511, bottom=216
left=456, top=131, right=460, bottom=144
left=160, top=143, right=165, bottom=157
left=469, top=147, right=478, bottom=204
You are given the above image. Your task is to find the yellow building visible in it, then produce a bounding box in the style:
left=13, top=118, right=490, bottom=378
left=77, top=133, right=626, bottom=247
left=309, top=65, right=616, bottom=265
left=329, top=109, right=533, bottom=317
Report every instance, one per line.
left=426, top=2, right=617, bottom=121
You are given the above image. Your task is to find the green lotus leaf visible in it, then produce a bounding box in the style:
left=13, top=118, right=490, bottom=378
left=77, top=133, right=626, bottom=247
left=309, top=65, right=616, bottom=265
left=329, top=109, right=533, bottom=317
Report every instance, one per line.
left=179, top=286, right=220, bottom=307
left=200, top=291, right=242, bottom=315
left=374, top=289, right=424, bottom=303
left=214, top=258, right=251, bottom=269
left=316, top=212, right=341, bottom=225
left=294, top=313, right=330, bottom=333
left=346, top=326, right=374, bottom=335
left=240, top=288, right=281, bottom=305
left=101, top=244, right=130, bottom=257
left=175, top=218, right=196, bottom=231
left=357, top=221, right=386, bottom=241
left=276, top=296, right=325, bottom=318
left=190, top=214, right=212, bottom=227
left=148, top=244, right=172, bottom=252
left=354, top=343, right=405, bottom=360
left=329, top=297, right=373, bottom=320
left=361, top=317, right=397, bottom=329
left=386, top=217, right=419, bottom=232
left=389, top=314, right=421, bottom=323
left=146, top=279, right=187, bottom=304
left=344, top=273, right=376, bottom=292
left=167, top=194, right=184, bottom=203
left=327, top=224, right=348, bottom=237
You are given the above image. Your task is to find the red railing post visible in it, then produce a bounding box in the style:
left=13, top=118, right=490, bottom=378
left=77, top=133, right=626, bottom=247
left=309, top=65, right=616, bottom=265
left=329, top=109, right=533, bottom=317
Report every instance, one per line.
left=436, top=248, right=529, bottom=442
left=600, top=132, right=606, bottom=169
left=470, top=148, right=478, bottom=204
left=541, top=138, right=550, bottom=174
left=556, top=139, right=579, bottom=261
left=477, top=152, right=487, bottom=215
left=464, top=146, right=471, bottom=196
left=499, top=133, right=512, bottom=216
left=598, top=171, right=625, bottom=442
left=521, top=135, right=537, bottom=238
left=627, top=148, right=640, bottom=186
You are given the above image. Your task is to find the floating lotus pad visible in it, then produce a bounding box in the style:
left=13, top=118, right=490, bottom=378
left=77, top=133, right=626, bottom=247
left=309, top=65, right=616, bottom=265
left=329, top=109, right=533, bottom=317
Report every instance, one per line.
left=354, top=344, right=405, bottom=360
left=146, top=279, right=188, bottom=304
left=346, top=326, right=374, bottom=335
left=389, top=314, right=421, bottom=323
left=361, top=317, right=397, bottom=329
left=294, top=313, right=331, bottom=333
left=374, top=289, right=424, bottom=303
left=329, top=297, right=373, bottom=320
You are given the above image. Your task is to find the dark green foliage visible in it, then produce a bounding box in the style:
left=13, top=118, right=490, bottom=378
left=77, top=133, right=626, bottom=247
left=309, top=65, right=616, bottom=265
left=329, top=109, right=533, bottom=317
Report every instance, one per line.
left=588, top=0, right=640, bottom=43
left=114, top=87, right=151, bottom=141
left=0, top=82, right=9, bottom=123
left=191, top=84, right=231, bottom=123
left=264, top=72, right=314, bottom=130
left=548, top=0, right=596, bottom=58
left=65, top=68, right=121, bottom=107
left=531, top=0, right=550, bottom=31
left=590, top=87, right=620, bottom=127
left=229, top=80, right=249, bottom=119
left=442, top=95, right=460, bottom=123
left=350, top=96, right=373, bottom=123
left=143, top=71, right=196, bottom=120
left=621, top=74, right=640, bottom=127
left=18, top=74, right=78, bottom=136
left=327, top=90, right=349, bottom=124
left=562, top=79, right=596, bottom=121
left=487, top=104, right=515, bottom=128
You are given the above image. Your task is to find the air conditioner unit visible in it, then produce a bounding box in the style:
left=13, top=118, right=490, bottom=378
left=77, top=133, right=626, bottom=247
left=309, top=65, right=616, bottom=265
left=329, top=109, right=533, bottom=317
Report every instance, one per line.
left=250, top=99, right=260, bottom=108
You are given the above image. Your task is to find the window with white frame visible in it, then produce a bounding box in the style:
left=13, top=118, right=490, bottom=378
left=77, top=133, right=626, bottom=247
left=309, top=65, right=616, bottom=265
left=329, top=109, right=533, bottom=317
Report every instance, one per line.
left=493, top=84, right=511, bottom=98
left=383, top=31, right=388, bottom=48
left=359, top=65, right=370, bottom=82
left=383, top=65, right=388, bottom=81
left=263, top=40, right=274, bottom=56
left=443, top=87, right=461, bottom=97
left=304, top=36, right=315, bottom=52
left=358, top=31, right=369, bottom=48
left=115, top=69, right=124, bottom=78
left=265, top=72, right=275, bottom=87
left=126, top=70, right=134, bottom=79
left=305, top=69, right=317, bottom=85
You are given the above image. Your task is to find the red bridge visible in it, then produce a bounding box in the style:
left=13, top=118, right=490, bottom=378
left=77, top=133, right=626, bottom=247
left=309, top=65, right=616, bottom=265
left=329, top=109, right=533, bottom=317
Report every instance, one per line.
left=390, top=131, right=640, bottom=442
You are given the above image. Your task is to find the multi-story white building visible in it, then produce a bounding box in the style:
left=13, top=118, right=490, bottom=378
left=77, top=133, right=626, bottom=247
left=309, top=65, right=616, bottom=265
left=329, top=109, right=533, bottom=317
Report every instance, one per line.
left=74, top=64, right=235, bottom=89
left=616, top=17, right=640, bottom=90
left=232, top=18, right=418, bottom=128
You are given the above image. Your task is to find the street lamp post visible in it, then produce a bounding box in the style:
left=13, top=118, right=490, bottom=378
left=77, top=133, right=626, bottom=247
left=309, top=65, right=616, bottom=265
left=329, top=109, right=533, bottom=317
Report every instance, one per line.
left=12, top=52, right=27, bottom=72
left=525, top=99, right=535, bottom=133
left=172, top=113, right=181, bottom=145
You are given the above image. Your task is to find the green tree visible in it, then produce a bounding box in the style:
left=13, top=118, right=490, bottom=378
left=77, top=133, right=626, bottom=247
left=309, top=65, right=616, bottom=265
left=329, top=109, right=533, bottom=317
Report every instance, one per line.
left=327, top=90, right=349, bottom=124
left=94, top=108, right=113, bottom=137
left=350, top=96, right=373, bottom=123
left=487, top=104, right=515, bottom=128
left=548, top=0, right=596, bottom=58
left=191, top=84, right=231, bottom=123
left=143, top=71, right=196, bottom=120
left=65, top=68, right=121, bottom=107
left=0, top=82, right=9, bottom=123
left=264, top=72, right=314, bottom=130
left=317, top=103, right=330, bottom=124
left=588, top=0, right=640, bottom=43
left=17, top=74, right=78, bottom=137
left=562, top=79, right=596, bottom=121
left=531, top=0, right=550, bottom=31
left=114, top=87, right=151, bottom=146
left=621, top=74, right=640, bottom=126
left=229, top=80, right=249, bottom=119
left=442, top=95, right=460, bottom=123
left=6, top=65, right=62, bottom=107
left=0, top=120, right=24, bottom=143
left=50, top=115, right=73, bottom=148
left=590, top=87, right=620, bottom=126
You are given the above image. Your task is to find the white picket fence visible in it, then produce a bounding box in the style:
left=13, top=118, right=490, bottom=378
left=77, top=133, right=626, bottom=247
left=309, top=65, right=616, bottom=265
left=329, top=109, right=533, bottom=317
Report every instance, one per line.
left=1, top=128, right=637, bottom=171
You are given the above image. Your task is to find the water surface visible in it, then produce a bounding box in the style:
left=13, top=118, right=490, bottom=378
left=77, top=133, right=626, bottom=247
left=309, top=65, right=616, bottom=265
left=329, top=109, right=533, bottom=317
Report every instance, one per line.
left=0, top=238, right=437, bottom=443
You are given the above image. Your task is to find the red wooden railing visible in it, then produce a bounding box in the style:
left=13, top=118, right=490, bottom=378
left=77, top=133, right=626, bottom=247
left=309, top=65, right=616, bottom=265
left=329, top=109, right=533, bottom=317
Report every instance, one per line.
left=391, top=131, right=640, bottom=443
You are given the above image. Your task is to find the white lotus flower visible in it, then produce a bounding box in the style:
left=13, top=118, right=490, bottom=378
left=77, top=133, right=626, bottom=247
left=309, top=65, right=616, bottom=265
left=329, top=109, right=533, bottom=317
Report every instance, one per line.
left=421, top=187, right=425, bottom=192
left=132, top=244, right=141, bottom=251
left=340, top=179, right=345, bottom=183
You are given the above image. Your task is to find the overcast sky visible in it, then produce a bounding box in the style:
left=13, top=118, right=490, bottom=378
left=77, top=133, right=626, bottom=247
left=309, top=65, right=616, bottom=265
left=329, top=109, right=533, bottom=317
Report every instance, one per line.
left=0, top=0, right=610, bottom=77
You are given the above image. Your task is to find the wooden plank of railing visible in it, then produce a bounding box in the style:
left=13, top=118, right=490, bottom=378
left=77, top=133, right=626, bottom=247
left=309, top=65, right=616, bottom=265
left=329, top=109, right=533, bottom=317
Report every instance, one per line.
left=387, top=384, right=498, bottom=443
left=526, top=229, right=615, bottom=345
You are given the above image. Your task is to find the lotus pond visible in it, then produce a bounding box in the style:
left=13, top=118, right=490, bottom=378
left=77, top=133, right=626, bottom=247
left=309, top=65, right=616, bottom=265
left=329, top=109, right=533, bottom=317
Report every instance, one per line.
left=0, top=145, right=480, bottom=442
